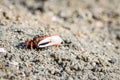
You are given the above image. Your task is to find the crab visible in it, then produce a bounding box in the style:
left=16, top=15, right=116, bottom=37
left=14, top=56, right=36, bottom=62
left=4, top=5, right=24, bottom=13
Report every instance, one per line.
left=25, top=35, right=62, bottom=49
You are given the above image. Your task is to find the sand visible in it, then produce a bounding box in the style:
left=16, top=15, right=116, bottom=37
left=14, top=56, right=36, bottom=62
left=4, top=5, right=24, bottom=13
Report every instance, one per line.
left=0, top=0, right=120, bottom=80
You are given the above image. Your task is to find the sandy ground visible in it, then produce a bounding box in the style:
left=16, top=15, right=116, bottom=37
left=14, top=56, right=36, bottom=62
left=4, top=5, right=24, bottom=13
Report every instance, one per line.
left=0, top=0, right=120, bottom=80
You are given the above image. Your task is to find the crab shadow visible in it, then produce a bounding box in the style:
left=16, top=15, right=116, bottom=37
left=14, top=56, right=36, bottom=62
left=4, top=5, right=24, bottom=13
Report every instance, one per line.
left=16, top=42, right=25, bottom=49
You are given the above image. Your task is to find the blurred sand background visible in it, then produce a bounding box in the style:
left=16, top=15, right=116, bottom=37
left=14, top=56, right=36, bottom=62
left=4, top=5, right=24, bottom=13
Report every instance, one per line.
left=0, top=0, right=120, bottom=80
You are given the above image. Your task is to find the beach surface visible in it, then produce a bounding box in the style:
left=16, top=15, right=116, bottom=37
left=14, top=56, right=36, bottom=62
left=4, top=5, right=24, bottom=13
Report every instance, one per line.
left=0, top=0, right=120, bottom=80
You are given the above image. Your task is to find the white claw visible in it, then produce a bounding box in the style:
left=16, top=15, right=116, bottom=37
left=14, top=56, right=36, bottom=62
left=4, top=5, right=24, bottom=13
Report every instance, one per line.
left=38, top=35, right=62, bottom=47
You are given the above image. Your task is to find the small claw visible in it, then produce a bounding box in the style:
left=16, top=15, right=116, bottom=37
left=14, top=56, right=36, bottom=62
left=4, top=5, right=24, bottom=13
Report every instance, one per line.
left=38, top=35, right=62, bottom=48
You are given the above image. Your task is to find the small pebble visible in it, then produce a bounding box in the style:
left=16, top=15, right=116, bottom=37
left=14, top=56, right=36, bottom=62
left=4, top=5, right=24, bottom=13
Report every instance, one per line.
left=108, top=58, right=116, bottom=64
left=0, top=48, right=6, bottom=53
left=9, top=61, right=18, bottom=65
left=91, top=62, right=96, bottom=66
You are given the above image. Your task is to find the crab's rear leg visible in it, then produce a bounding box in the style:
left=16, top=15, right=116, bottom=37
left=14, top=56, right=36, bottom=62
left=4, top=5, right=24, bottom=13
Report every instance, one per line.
left=25, top=39, right=33, bottom=49
left=25, top=39, right=29, bottom=49
left=30, top=41, right=34, bottom=49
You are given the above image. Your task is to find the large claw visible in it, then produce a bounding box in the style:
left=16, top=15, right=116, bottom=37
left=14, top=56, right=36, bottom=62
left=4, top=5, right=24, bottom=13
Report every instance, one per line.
left=38, top=35, right=62, bottom=48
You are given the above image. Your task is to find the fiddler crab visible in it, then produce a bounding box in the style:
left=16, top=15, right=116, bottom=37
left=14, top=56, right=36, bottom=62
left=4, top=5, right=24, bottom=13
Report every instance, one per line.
left=25, top=35, right=62, bottom=49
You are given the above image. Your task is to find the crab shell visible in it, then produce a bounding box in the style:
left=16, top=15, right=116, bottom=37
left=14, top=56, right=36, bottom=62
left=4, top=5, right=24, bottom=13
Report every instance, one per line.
left=38, top=35, right=62, bottom=47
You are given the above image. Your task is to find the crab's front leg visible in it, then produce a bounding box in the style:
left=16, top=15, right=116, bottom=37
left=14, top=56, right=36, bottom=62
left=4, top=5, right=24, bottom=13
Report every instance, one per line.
left=33, top=36, right=42, bottom=49
left=54, top=44, right=59, bottom=48
left=33, top=41, right=39, bottom=49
